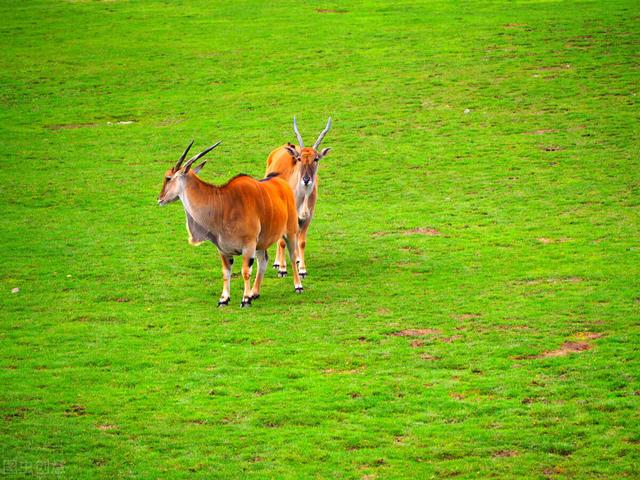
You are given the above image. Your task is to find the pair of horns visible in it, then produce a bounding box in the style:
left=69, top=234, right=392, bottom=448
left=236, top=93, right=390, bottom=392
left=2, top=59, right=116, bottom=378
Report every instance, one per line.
left=293, top=116, right=332, bottom=150
left=173, top=116, right=331, bottom=170
left=174, top=140, right=222, bottom=171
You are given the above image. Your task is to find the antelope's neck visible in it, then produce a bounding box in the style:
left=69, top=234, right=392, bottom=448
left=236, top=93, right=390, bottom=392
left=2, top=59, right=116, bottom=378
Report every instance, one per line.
left=179, top=175, right=220, bottom=226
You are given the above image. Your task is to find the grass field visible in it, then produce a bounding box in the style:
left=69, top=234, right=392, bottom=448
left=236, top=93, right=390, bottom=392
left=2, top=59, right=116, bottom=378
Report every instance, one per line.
left=1, top=0, right=639, bottom=478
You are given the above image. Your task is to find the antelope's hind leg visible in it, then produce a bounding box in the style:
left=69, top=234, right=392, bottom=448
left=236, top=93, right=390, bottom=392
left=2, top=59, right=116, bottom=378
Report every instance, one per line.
left=218, top=254, right=233, bottom=307
left=240, top=245, right=256, bottom=308
left=296, top=221, right=311, bottom=278
left=250, top=250, right=268, bottom=301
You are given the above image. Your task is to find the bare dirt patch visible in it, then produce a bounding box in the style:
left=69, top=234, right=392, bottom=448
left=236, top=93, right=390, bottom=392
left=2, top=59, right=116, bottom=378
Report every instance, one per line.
left=393, top=435, right=406, bottom=445
left=158, top=117, right=185, bottom=126
left=517, top=276, right=583, bottom=285
left=504, top=23, right=527, bottom=28
left=65, top=405, right=86, bottom=416
left=538, top=64, right=571, bottom=71
left=455, top=313, right=481, bottom=320
left=323, top=366, right=365, bottom=375
left=492, top=450, right=519, bottom=458
left=542, top=341, right=592, bottom=357
left=3, top=407, right=29, bottom=421
left=515, top=341, right=592, bottom=360
left=46, top=122, right=100, bottom=130
left=403, top=227, right=441, bottom=236
left=106, top=120, right=135, bottom=125
left=97, top=424, right=118, bottom=431
left=400, top=246, right=423, bottom=255
left=316, top=8, right=348, bottom=14
left=540, top=145, right=563, bottom=152
left=441, top=335, right=461, bottom=343
left=522, top=129, right=557, bottom=135
left=410, top=340, right=424, bottom=348
left=391, top=329, right=441, bottom=337
left=573, top=332, right=604, bottom=340
left=571, top=35, right=593, bottom=40
left=421, top=354, right=440, bottom=361
left=373, top=228, right=441, bottom=237
left=47, top=120, right=136, bottom=130
left=543, top=466, right=565, bottom=478
left=537, top=237, right=571, bottom=244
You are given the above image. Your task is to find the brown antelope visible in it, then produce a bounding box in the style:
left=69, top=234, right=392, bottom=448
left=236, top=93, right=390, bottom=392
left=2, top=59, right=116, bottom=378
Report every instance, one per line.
left=157, top=141, right=303, bottom=307
left=265, top=116, right=331, bottom=278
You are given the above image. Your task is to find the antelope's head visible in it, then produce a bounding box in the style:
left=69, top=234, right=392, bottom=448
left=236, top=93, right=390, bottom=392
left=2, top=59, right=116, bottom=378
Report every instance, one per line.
left=284, top=116, right=332, bottom=190
left=157, top=140, right=221, bottom=205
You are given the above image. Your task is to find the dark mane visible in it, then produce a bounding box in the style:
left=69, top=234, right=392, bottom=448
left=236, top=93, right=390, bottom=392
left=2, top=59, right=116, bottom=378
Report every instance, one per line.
left=219, top=173, right=251, bottom=188
left=260, top=172, right=280, bottom=182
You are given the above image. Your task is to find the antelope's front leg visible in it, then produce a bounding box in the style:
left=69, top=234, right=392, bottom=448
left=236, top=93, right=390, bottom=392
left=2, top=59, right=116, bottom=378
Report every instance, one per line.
left=284, top=235, right=303, bottom=294
left=273, top=238, right=288, bottom=277
left=218, top=254, right=233, bottom=307
left=296, top=222, right=310, bottom=278
left=241, top=246, right=256, bottom=307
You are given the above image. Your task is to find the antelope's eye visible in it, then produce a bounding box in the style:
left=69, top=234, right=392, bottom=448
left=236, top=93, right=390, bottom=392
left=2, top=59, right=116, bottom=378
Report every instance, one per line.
left=165, top=176, right=172, bottom=181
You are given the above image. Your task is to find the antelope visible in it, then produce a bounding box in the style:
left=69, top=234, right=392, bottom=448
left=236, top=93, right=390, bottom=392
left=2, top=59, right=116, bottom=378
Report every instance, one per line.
left=265, top=116, right=332, bottom=278
left=157, top=140, right=303, bottom=307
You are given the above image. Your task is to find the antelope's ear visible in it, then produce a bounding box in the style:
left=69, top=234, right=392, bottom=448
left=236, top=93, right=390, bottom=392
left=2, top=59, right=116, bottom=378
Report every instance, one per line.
left=318, top=147, right=332, bottom=159
left=284, top=145, right=300, bottom=160
left=192, top=161, right=207, bottom=174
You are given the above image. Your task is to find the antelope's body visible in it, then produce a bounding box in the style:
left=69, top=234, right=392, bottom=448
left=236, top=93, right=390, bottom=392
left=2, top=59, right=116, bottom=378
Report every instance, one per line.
left=265, top=117, right=332, bottom=278
left=158, top=141, right=303, bottom=307
left=183, top=173, right=297, bottom=253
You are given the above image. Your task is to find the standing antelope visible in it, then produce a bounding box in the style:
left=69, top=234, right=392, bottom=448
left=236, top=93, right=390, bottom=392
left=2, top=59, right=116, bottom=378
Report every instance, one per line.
left=157, top=140, right=303, bottom=307
left=265, top=116, right=332, bottom=278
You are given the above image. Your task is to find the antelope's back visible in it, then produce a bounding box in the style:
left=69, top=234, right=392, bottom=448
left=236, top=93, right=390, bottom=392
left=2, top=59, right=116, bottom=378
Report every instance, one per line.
left=255, top=175, right=298, bottom=247
left=257, top=175, right=296, bottom=216
left=227, top=175, right=296, bottom=239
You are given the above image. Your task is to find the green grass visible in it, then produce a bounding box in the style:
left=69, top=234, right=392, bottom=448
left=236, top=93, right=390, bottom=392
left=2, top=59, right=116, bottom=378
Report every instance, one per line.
left=1, top=0, right=639, bottom=478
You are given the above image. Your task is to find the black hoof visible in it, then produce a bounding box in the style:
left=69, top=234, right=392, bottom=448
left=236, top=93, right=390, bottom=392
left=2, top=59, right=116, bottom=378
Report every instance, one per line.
left=250, top=294, right=260, bottom=301
left=295, top=287, right=304, bottom=294
left=272, top=263, right=280, bottom=270
left=217, top=298, right=230, bottom=307
left=278, top=270, right=288, bottom=278
left=241, top=297, right=252, bottom=308
left=299, top=272, right=307, bottom=279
